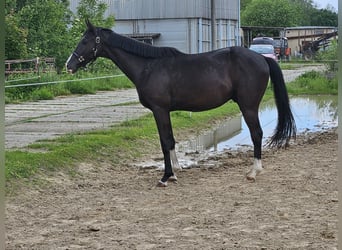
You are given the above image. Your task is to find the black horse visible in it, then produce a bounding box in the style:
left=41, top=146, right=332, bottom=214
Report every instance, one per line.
left=66, top=20, right=296, bottom=187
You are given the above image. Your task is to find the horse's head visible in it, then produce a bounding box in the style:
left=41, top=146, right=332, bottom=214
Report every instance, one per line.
left=66, top=20, right=102, bottom=73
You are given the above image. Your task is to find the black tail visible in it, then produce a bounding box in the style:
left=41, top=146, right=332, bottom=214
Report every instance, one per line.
left=265, top=57, right=296, bottom=148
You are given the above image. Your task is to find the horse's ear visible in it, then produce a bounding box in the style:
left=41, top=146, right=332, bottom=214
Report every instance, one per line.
left=85, top=19, right=96, bottom=33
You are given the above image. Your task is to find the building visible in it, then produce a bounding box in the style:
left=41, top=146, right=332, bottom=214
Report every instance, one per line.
left=284, top=26, right=337, bottom=58
left=69, top=0, right=241, bottom=53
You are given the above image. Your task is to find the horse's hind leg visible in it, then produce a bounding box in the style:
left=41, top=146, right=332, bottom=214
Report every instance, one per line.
left=240, top=108, right=264, bottom=181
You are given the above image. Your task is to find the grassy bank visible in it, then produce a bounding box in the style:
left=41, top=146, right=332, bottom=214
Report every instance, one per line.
left=286, top=70, right=338, bottom=95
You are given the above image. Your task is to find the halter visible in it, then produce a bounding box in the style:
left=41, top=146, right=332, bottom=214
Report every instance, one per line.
left=72, top=29, right=101, bottom=64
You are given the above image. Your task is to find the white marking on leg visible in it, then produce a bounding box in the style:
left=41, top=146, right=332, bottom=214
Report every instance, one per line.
left=246, top=158, right=263, bottom=181
left=170, top=149, right=181, bottom=170
left=168, top=175, right=178, bottom=182
left=157, top=180, right=167, bottom=187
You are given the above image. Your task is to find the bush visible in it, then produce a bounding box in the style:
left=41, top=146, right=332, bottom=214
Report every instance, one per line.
left=298, top=70, right=322, bottom=79
left=5, top=70, right=134, bottom=103
left=316, top=40, right=338, bottom=72
left=287, top=70, right=337, bottom=95
left=31, top=87, right=54, bottom=100
left=65, top=81, right=96, bottom=95
left=86, top=58, right=120, bottom=74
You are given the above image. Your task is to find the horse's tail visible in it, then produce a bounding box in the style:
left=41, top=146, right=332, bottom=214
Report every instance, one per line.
left=265, top=57, right=296, bottom=148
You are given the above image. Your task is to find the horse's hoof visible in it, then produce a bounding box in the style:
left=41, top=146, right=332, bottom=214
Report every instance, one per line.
left=246, top=174, right=256, bottom=182
left=157, top=180, right=167, bottom=187
left=246, top=169, right=263, bottom=182
left=169, top=175, right=178, bottom=182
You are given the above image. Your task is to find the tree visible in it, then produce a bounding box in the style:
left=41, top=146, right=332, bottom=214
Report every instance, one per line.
left=241, top=0, right=299, bottom=28
left=18, top=0, right=73, bottom=71
left=69, top=0, right=115, bottom=73
left=14, top=0, right=30, bottom=12
left=288, top=0, right=315, bottom=26
left=242, top=0, right=338, bottom=28
left=70, top=0, right=115, bottom=44
left=240, top=0, right=253, bottom=11
left=5, top=0, right=17, bottom=14
left=310, top=8, right=338, bottom=26
left=5, top=13, right=28, bottom=59
left=316, top=40, right=338, bottom=71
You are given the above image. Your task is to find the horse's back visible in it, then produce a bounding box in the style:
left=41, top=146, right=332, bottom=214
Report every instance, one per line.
left=227, top=46, right=269, bottom=67
left=138, top=45, right=270, bottom=112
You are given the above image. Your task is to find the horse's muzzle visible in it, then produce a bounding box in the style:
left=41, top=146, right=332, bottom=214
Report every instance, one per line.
left=65, top=64, right=74, bottom=74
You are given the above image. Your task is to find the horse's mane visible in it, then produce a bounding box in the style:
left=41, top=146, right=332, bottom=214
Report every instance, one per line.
left=101, top=28, right=184, bottom=58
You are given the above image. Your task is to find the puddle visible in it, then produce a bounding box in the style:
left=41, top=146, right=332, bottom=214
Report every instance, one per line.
left=137, top=95, right=337, bottom=169
left=179, top=115, right=242, bottom=152
left=181, top=95, right=338, bottom=152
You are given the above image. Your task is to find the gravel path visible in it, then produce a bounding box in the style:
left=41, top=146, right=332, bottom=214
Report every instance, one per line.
left=5, top=65, right=325, bottom=149
left=282, top=65, right=325, bottom=82
left=5, top=89, right=149, bottom=148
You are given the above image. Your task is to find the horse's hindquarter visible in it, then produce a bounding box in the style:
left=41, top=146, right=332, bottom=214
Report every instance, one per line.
left=226, top=47, right=270, bottom=107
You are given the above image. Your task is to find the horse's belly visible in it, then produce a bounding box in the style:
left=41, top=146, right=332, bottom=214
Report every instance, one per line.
left=173, top=85, right=232, bottom=112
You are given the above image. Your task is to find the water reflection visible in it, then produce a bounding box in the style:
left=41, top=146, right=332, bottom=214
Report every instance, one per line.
left=181, top=95, right=338, bottom=153
left=180, top=116, right=242, bottom=152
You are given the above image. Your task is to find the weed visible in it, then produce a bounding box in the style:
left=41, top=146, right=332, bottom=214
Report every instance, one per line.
left=287, top=70, right=337, bottom=95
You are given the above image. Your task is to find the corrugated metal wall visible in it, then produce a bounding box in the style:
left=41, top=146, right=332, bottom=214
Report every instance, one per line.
left=69, top=0, right=240, bottom=53
left=108, top=0, right=211, bottom=19
left=69, top=0, right=239, bottom=20
left=215, top=0, right=239, bottom=20
left=113, top=18, right=239, bottom=53
left=114, top=19, right=191, bottom=52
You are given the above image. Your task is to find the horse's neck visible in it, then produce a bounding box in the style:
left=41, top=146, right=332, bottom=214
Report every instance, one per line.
left=103, top=47, right=149, bottom=85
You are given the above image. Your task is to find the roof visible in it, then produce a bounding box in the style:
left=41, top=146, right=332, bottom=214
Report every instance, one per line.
left=285, top=26, right=337, bottom=30
left=124, top=33, right=161, bottom=39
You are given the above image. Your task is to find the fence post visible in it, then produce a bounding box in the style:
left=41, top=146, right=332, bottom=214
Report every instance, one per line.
left=36, top=57, right=40, bottom=75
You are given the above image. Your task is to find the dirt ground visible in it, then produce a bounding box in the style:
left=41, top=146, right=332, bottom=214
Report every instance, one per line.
left=5, top=128, right=337, bottom=249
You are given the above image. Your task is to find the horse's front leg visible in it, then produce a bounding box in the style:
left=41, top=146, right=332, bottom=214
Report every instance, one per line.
left=152, top=109, right=179, bottom=187
left=158, top=148, right=176, bottom=187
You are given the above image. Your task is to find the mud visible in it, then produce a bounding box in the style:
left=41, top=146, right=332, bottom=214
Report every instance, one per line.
left=5, top=129, right=337, bottom=249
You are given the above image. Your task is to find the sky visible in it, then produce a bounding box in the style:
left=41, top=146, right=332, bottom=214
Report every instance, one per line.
left=314, top=0, right=338, bottom=11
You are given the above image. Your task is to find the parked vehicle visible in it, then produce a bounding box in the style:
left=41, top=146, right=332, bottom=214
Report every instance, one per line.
left=252, top=36, right=290, bottom=61
left=251, top=37, right=274, bottom=45
left=273, top=37, right=291, bottom=61
left=249, top=44, right=278, bottom=62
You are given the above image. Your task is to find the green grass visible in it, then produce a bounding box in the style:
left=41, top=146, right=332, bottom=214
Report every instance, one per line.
left=279, top=62, right=323, bottom=70
left=5, top=71, right=133, bottom=103
left=286, top=70, right=338, bottom=95
left=5, top=101, right=240, bottom=185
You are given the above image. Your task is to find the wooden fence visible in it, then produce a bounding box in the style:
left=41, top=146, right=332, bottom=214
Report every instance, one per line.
left=5, top=57, right=56, bottom=75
